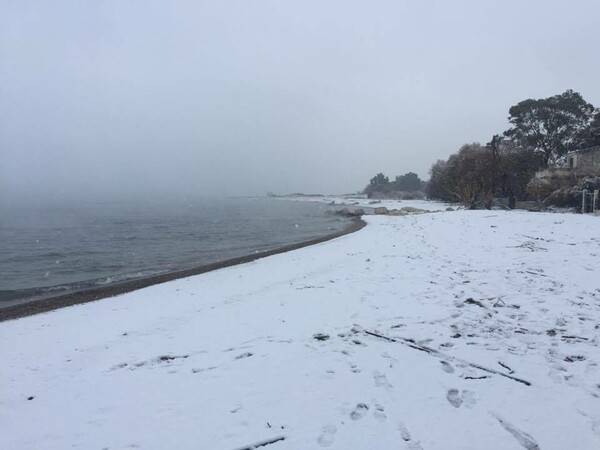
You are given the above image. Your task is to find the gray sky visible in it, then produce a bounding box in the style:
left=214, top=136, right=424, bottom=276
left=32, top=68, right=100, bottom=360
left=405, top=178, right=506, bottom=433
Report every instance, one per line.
left=2, top=0, right=600, bottom=201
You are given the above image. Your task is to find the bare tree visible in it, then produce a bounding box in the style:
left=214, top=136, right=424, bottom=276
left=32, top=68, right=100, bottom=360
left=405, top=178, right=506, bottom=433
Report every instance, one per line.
left=427, top=143, right=499, bottom=208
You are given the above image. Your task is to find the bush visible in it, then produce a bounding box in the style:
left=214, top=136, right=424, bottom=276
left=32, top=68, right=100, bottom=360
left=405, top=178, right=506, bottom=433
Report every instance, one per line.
left=426, top=143, right=498, bottom=208
left=579, top=176, right=600, bottom=191
left=542, top=187, right=581, bottom=207
left=526, top=178, right=559, bottom=202
left=528, top=175, right=599, bottom=207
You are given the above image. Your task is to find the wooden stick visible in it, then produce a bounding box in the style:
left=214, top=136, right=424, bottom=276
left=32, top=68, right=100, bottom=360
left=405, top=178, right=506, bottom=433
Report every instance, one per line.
left=364, top=330, right=531, bottom=386
left=235, top=436, right=286, bottom=450
left=498, top=362, right=514, bottom=374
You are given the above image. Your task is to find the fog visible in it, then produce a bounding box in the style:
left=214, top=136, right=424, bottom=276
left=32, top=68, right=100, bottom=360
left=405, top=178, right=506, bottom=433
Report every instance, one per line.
left=2, top=0, right=600, bottom=203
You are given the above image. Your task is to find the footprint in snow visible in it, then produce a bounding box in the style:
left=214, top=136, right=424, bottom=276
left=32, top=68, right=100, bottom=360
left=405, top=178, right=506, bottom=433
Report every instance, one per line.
left=350, top=403, right=369, bottom=420
left=440, top=360, right=455, bottom=373
left=494, top=414, right=540, bottom=450
left=230, top=404, right=243, bottom=413
left=349, top=363, right=361, bottom=373
left=446, top=389, right=476, bottom=408
left=447, top=389, right=462, bottom=408
left=110, top=354, right=189, bottom=371
left=398, top=422, right=411, bottom=441
left=374, top=404, right=387, bottom=421
left=373, top=371, right=394, bottom=389
left=461, top=390, right=477, bottom=408
left=317, top=425, right=337, bottom=447
left=398, top=422, right=423, bottom=449
left=591, top=419, right=600, bottom=438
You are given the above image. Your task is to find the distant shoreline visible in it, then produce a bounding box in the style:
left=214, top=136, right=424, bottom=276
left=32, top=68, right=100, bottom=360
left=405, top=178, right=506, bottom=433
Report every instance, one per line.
left=0, top=218, right=366, bottom=322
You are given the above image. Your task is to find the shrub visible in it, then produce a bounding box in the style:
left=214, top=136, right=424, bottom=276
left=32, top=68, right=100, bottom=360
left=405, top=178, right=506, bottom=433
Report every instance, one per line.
left=542, top=187, right=581, bottom=207
left=526, top=178, right=559, bottom=202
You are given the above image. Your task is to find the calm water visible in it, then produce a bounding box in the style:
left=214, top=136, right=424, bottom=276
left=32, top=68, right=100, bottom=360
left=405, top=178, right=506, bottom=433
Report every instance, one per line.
left=0, top=197, right=348, bottom=306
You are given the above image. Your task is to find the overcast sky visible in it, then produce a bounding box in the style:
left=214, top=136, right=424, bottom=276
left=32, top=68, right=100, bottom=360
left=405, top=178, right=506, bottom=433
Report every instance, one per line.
left=2, top=0, right=600, bottom=201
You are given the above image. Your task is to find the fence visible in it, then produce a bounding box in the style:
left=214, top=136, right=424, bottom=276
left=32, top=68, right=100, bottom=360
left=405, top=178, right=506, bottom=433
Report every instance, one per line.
left=582, top=189, right=599, bottom=214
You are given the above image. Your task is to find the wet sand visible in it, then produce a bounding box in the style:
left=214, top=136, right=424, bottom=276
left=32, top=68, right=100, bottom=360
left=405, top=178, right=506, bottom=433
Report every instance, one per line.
left=0, top=218, right=366, bottom=322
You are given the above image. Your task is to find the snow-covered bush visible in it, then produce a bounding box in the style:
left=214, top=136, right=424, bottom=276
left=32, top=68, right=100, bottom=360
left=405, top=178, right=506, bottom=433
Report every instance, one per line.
left=578, top=176, right=600, bottom=191
left=526, top=178, right=561, bottom=202
left=542, top=187, right=581, bottom=207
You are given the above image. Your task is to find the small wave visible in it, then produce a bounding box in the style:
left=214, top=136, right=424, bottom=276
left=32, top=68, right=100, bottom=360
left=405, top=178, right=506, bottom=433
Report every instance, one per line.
left=1, top=199, right=350, bottom=306
left=43, top=285, right=71, bottom=293
left=0, top=270, right=165, bottom=305
left=94, top=270, right=164, bottom=286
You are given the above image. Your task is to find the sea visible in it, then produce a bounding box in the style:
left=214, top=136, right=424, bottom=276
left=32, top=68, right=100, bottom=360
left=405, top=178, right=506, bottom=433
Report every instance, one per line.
left=0, top=197, right=349, bottom=307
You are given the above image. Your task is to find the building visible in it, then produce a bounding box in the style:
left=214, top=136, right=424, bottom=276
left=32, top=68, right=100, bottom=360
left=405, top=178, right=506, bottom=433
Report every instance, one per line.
left=536, top=145, right=600, bottom=181
left=566, top=145, right=600, bottom=177
left=529, top=146, right=600, bottom=214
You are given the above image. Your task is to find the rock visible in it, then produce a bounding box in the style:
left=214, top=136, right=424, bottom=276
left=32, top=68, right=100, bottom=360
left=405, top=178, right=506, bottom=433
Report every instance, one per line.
left=398, top=206, right=430, bottom=215
left=348, top=209, right=364, bottom=217
left=464, top=298, right=485, bottom=308
left=329, top=208, right=364, bottom=217
left=373, top=207, right=389, bottom=215
left=400, top=206, right=421, bottom=213
left=313, top=333, right=330, bottom=341
left=446, top=207, right=455, bottom=211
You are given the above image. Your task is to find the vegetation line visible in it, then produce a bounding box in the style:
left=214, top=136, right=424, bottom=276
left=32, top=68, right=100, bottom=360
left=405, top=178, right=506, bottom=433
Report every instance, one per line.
left=364, top=89, right=600, bottom=210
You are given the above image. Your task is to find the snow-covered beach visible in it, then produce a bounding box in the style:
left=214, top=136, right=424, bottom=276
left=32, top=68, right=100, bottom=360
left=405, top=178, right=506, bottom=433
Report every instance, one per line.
left=2, top=209, right=599, bottom=449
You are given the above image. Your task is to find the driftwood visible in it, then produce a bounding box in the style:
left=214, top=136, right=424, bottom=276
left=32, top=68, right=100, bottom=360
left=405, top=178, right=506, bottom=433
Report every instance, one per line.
left=498, top=362, right=515, bottom=374
left=561, top=335, right=588, bottom=341
left=364, top=330, right=531, bottom=386
left=235, top=436, right=286, bottom=450
left=464, top=298, right=486, bottom=308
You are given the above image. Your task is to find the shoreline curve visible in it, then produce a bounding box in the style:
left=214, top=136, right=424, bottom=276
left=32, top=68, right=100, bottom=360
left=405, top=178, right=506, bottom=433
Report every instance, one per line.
left=0, top=217, right=366, bottom=322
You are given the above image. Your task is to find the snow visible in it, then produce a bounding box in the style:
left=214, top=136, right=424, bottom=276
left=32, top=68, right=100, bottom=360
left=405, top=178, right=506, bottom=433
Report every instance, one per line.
left=2, top=210, right=600, bottom=449
left=279, top=195, right=451, bottom=212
